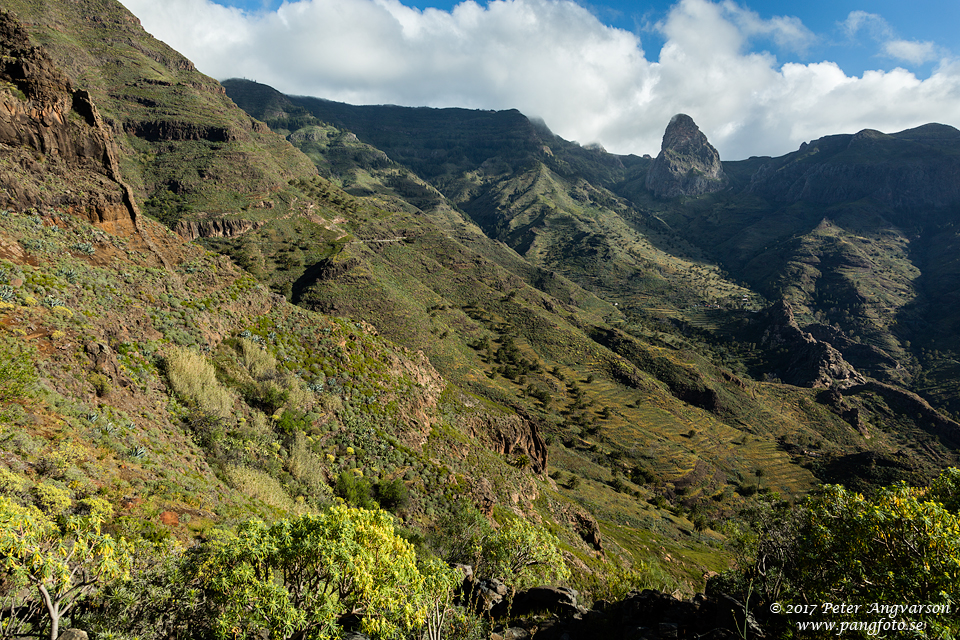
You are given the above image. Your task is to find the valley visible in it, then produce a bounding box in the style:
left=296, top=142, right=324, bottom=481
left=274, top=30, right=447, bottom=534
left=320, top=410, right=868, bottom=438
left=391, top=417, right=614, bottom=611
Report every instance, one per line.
left=0, top=1, right=957, bottom=638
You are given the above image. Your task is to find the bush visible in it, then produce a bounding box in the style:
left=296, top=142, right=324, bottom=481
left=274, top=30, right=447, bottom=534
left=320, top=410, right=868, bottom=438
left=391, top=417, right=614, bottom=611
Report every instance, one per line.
left=374, top=478, right=409, bottom=513
left=0, top=338, right=36, bottom=403
left=185, top=506, right=459, bottom=640
left=239, top=338, right=277, bottom=380
left=164, top=346, right=234, bottom=418
left=334, top=470, right=375, bottom=509
left=730, top=470, right=960, bottom=639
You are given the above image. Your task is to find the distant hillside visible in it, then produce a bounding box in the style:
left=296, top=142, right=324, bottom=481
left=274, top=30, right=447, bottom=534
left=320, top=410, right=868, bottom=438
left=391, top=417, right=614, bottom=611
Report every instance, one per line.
left=225, top=79, right=960, bottom=419
left=1, top=3, right=959, bottom=636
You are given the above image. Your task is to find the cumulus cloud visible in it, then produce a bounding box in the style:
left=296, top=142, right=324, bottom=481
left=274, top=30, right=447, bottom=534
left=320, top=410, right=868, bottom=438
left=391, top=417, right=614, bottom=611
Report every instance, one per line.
left=118, top=0, right=960, bottom=159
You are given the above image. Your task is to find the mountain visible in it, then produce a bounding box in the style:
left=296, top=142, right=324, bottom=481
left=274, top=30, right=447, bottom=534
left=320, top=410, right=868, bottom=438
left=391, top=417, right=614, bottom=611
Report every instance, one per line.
left=0, top=1, right=741, bottom=600
left=222, top=78, right=960, bottom=482
left=645, top=113, right=726, bottom=198
left=1, top=0, right=959, bottom=636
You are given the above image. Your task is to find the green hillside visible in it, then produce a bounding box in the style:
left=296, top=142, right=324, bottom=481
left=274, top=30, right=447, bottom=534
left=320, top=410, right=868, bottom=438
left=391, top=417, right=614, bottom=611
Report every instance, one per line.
left=0, top=2, right=958, bottom=638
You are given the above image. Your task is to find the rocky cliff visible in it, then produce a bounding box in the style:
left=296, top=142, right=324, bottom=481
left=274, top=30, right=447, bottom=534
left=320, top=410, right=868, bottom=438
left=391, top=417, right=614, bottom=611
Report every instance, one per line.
left=759, top=300, right=865, bottom=389
left=645, top=114, right=727, bottom=198
left=747, top=125, right=960, bottom=210
left=0, top=10, right=135, bottom=233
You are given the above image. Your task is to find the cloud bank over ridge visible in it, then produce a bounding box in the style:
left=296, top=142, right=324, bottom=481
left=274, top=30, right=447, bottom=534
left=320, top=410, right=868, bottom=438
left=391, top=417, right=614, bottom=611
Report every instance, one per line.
left=120, top=0, right=960, bottom=159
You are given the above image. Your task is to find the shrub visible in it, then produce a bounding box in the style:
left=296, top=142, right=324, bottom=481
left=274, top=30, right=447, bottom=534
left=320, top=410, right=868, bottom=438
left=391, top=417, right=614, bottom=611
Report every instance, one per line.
left=88, top=372, right=111, bottom=397
left=186, top=506, right=458, bottom=640
left=241, top=380, right=288, bottom=415
left=225, top=465, right=299, bottom=513
left=0, top=338, right=36, bottom=403
left=728, top=470, right=960, bottom=639
left=334, top=470, right=375, bottom=509
left=239, top=338, right=277, bottom=380
left=31, top=481, right=73, bottom=515
left=164, top=346, right=234, bottom=418
left=374, top=478, right=409, bottom=513
left=480, top=516, right=570, bottom=589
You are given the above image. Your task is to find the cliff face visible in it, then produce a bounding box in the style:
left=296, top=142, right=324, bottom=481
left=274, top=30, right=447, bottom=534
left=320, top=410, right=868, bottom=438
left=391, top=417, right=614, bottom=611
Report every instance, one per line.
left=759, top=300, right=865, bottom=389
left=0, top=10, right=135, bottom=233
left=748, top=125, right=960, bottom=210
left=173, top=217, right=265, bottom=240
left=1, top=0, right=319, bottom=229
left=645, top=114, right=726, bottom=198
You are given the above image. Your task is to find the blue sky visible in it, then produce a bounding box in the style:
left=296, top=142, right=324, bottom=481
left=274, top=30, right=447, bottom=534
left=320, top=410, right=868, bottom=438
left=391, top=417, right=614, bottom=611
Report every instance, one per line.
left=120, top=0, right=960, bottom=158
left=203, top=0, right=959, bottom=77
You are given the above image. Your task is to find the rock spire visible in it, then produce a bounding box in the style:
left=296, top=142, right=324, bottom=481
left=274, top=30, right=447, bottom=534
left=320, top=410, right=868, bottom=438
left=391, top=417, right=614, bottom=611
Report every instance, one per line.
left=646, top=114, right=727, bottom=198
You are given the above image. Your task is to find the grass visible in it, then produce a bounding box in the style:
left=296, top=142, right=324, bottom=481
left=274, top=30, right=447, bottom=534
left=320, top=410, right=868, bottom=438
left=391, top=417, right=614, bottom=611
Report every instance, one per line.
left=164, top=346, right=235, bottom=418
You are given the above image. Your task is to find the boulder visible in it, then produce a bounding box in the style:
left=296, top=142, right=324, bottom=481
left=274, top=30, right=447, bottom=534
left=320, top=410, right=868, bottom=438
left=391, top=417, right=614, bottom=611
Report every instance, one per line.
left=491, top=585, right=586, bottom=619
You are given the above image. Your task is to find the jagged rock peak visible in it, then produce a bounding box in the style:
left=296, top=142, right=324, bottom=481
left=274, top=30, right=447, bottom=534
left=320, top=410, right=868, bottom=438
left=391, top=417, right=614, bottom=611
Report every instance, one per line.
left=759, top=300, right=865, bottom=389
left=645, top=113, right=727, bottom=198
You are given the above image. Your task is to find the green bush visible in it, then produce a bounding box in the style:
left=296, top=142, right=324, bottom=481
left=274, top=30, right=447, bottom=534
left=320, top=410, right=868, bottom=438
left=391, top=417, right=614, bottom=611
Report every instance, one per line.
left=374, top=478, right=409, bottom=513
left=334, top=470, right=375, bottom=509
left=185, top=506, right=459, bottom=639
left=726, top=470, right=960, bottom=639
left=0, top=338, right=36, bottom=403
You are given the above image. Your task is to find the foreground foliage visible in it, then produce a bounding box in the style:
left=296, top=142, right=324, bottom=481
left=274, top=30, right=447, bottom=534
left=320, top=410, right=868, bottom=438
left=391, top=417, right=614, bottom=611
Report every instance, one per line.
left=0, top=498, right=131, bottom=639
left=189, top=505, right=459, bottom=640
left=718, top=467, right=960, bottom=639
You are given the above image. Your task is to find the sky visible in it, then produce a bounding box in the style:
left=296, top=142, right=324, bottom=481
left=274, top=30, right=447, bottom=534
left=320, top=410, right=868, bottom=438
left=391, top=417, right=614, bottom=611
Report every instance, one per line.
left=117, top=0, right=960, bottom=159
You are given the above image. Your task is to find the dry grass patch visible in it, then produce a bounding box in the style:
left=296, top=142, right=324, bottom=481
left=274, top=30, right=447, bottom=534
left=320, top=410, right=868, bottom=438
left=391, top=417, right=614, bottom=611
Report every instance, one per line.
left=165, top=346, right=235, bottom=418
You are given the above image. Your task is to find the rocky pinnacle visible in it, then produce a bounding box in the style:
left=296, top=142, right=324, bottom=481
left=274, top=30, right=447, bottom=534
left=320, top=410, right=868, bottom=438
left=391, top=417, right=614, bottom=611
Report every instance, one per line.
left=646, top=114, right=727, bottom=198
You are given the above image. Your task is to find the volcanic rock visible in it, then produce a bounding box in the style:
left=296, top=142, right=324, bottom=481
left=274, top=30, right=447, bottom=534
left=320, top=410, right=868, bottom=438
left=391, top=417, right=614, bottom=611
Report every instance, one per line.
left=646, top=114, right=727, bottom=198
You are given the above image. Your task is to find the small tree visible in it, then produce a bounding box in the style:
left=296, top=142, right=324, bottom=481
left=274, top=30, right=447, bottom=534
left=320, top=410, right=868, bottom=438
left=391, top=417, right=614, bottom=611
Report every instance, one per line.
left=480, top=517, right=570, bottom=591
left=190, top=505, right=458, bottom=639
left=0, top=497, right=131, bottom=639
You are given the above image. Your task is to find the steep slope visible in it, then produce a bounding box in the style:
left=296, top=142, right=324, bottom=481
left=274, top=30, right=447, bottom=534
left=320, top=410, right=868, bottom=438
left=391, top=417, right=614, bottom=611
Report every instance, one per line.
left=223, top=79, right=960, bottom=499
left=649, top=125, right=960, bottom=416
left=0, top=5, right=552, bottom=534
left=1, top=0, right=324, bottom=232
left=224, top=80, right=762, bottom=321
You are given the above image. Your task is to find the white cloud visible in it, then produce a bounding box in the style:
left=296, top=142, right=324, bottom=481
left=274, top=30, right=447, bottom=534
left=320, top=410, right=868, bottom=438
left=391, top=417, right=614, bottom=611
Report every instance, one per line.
left=842, top=10, right=941, bottom=66
left=884, top=39, right=939, bottom=65
left=119, top=0, right=960, bottom=160
left=842, top=10, right=890, bottom=40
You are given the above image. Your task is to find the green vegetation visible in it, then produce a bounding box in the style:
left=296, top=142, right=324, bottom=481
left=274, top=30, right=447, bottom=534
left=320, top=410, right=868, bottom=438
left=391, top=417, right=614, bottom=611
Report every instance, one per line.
left=2, top=4, right=960, bottom=637
left=0, top=497, right=131, bottom=639
left=718, top=468, right=960, bottom=638
left=189, top=505, right=456, bottom=640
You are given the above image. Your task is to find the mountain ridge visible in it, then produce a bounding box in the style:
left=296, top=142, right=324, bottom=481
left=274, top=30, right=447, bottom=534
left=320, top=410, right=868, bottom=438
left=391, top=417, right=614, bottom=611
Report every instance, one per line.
left=1, top=3, right=959, bottom=637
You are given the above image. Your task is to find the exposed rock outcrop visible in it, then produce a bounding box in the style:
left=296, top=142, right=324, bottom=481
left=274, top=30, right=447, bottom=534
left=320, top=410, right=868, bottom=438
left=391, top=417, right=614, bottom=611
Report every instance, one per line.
left=174, top=217, right=265, bottom=240
left=646, top=114, right=727, bottom=198
left=0, top=10, right=135, bottom=232
left=490, top=586, right=586, bottom=619
left=804, top=323, right=902, bottom=382
left=508, top=589, right=763, bottom=640
left=759, top=300, right=865, bottom=388
left=474, top=413, right=548, bottom=474
left=551, top=501, right=603, bottom=552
